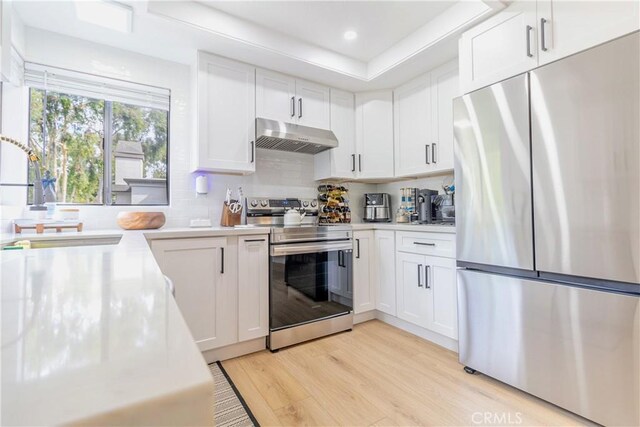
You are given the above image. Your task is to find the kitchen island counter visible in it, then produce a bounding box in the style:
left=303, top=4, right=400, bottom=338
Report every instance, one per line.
left=0, top=226, right=268, bottom=426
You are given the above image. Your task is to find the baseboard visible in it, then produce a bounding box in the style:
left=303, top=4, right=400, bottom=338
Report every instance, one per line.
left=202, top=337, right=266, bottom=363
left=353, top=310, right=376, bottom=324
left=374, top=311, right=459, bottom=353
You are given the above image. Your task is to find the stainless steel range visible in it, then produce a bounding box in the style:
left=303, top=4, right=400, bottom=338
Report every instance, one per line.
left=245, top=196, right=354, bottom=351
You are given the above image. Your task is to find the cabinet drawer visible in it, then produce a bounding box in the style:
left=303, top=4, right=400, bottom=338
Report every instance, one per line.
left=396, top=231, right=455, bottom=258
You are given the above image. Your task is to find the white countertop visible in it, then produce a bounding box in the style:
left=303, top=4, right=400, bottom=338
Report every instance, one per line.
left=0, top=225, right=268, bottom=426
left=350, top=222, right=456, bottom=233
left=0, top=222, right=443, bottom=425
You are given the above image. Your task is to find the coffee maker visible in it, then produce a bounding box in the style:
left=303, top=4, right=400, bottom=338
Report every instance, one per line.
left=417, top=189, right=438, bottom=224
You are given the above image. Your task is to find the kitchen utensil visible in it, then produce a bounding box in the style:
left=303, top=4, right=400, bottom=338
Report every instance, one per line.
left=228, top=202, right=242, bottom=214
left=220, top=202, right=242, bottom=227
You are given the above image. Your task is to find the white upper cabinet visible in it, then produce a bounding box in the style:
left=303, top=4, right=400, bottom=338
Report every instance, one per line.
left=394, top=74, right=431, bottom=177
left=314, top=88, right=357, bottom=180
left=429, top=61, right=459, bottom=173
left=295, top=78, right=331, bottom=129
left=195, top=52, right=256, bottom=174
left=256, top=69, right=330, bottom=130
left=394, top=60, right=459, bottom=177
left=256, top=68, right=296, bottom=123
left=356, top=91, right=395, bottom=179
left=460, top=0, right=640, bottom=93
left=459, top=0, right=537, bottom=93
left=537, top=0, right=640, bottom=66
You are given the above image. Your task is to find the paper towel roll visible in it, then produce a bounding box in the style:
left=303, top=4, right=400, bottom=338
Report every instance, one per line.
left=195, top=175, right=208, bottom=195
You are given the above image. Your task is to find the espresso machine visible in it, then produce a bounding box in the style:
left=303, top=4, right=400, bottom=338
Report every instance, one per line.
left=418, top=189, right=438, bottom=224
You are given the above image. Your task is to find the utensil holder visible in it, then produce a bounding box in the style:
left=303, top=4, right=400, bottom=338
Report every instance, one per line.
left=220, top=202, right=242, bottom=227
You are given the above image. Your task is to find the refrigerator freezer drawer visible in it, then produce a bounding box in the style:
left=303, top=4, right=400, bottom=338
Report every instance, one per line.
left=457, top=269, right=640, bottom=426
left=531, top=32, right=640, bottom=284
left=453, top=74, right=534, bottom=271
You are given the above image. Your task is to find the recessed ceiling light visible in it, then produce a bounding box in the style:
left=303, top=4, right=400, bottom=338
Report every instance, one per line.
left=343, top=30, right=358, bottom=41
left=75, top=1, right=133, bottom=33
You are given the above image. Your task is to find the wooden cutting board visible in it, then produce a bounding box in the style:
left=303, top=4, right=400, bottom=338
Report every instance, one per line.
left=117, top=212, right=166, bottom=230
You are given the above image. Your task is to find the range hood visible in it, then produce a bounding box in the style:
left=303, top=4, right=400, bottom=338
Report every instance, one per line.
left=255, top=118, right=338, bottom=154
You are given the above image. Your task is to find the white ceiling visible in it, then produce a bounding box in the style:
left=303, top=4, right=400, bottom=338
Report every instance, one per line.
left=199, top=1, right=455, bottom=62
left=12, top=0, right=501, bottom=91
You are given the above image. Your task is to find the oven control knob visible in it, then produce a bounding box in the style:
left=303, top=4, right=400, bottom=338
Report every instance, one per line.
left=310, top=200, right=317, bottom=208
left=260, top=200, right=269, bottom=207
left=250, top=200, right=258, bottom=207
left=302, top=201, right=309, bottom=207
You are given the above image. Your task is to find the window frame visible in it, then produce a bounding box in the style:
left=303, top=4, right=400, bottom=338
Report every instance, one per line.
left=27, top=87, right=171, bottom=206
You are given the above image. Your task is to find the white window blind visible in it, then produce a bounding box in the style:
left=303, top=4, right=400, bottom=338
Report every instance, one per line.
left=24, top=62, right=171, bottom=111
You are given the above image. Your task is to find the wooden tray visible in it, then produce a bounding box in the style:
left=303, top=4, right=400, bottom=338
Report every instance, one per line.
left=14, top=220, right=83, bottom=234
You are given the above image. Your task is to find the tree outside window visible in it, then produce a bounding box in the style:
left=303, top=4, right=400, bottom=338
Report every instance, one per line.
left=28, top=88, right=169, bottom=205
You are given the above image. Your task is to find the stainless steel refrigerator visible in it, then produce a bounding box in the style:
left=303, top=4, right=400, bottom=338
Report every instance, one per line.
left=454, top=32, right=639, bottom=426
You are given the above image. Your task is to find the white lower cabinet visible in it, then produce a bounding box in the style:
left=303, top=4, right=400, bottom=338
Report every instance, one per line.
left=374, top=230, right=396, bottom=315
left=425, top=255, right=458, bottom=339
left=353, top=230, right=375, bottom=313
left=396, top=251, right=429, bottom=326
left=395, top=247, right=458, bottom=340
left=151, top=237, right=236, bottom=351
left=237, top=236, right=269, bottom=342
left=151, top=234, right=269, bottom=353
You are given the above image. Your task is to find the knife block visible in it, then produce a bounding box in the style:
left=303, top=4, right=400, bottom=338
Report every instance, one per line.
left=220, top=202, right=242, bottom=227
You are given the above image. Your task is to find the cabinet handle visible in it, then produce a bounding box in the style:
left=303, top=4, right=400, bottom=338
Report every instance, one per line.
left=425, top=144, right=430, bottom=164
left=220, top=247, right=225, bottom=274
left=250, top=141, right=254, bottom=163
left=352, top=154, right=356, bottom=172
left=432, top=143, right=437, bottom=164
left=291, top=96, right=295, bottom=117
left=298, top=98, right=303, bottom=118
left=425, top=265, right=431, bottom=289
left=245, top=238, right=265, bottom=242
left=358, top=154, right=362, bottom=172
left=355, top=238, right=360, bottom=258
left=540, top=18, right=548, bottom=51
left=526, top=25, right=534, bottom=58
left=414, top=241, right=436, bottom=246
left=418, top=264, right=423, bottom=287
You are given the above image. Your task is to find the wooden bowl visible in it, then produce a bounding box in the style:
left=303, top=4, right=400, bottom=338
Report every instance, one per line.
left=117, top=212, right=166, bottom=230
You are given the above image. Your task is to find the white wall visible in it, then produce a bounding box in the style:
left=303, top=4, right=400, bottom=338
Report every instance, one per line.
left=0, top=28, right=376, bottom=232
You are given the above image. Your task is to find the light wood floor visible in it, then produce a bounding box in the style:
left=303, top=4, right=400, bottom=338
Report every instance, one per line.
left=222, top=320, right=592, bottom=426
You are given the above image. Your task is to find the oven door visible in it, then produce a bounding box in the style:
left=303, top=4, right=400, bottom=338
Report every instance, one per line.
left=270, top=241, right=353, bottom=331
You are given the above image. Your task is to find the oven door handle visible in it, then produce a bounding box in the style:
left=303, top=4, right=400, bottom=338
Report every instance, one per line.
left=270, top=241, right=353, bottom=256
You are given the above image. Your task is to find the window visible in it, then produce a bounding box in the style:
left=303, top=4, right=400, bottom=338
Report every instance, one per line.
left=26, top=64, right=169, bottom=205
